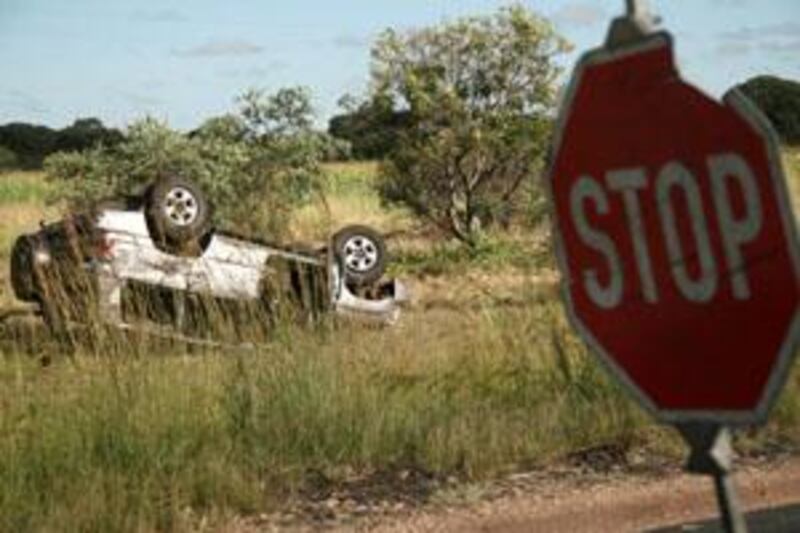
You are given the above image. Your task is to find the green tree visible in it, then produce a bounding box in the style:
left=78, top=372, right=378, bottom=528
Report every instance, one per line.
left=53, top=117, right=123, bottom=153
left=45, top=87, right=326, bottom=237
left=0, top=118, right=121, bottom=169
left=739, top=75, right=800, bottom=145
left=370, top=5, right=570, bottom=246
left=328, top=95, right=411, bottom=160
left=0, top=122, right=57, bottom=169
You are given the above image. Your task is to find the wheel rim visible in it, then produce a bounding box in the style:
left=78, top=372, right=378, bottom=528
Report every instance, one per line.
left=343, top=235, right=379, bottom=273
left=163, top=187, right=199, bottom=227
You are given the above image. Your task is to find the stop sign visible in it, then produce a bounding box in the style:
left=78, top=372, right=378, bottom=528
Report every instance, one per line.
left=548, top=32, right=800, bottom=425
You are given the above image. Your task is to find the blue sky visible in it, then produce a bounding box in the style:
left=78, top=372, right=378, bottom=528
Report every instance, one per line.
left=1, top=0, right=798, bottom=130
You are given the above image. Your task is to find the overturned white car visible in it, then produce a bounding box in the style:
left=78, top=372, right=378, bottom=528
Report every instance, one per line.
left=10, top=176, right=407, bottom=341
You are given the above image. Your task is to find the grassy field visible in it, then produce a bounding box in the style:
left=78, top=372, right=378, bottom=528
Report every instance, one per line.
left=1, top=155, right=799, bottom=532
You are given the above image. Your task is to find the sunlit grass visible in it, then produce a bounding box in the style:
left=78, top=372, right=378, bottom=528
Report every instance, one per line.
left=291, top=161, right=413, bottom=242
left=0, top=170, right=50, bottom=205
left=0, top=171, right=57, bottom=258
left=0, top=203, right=55, bottom=308
left=0, top=298, right=658, bottom=532
left=1, top=298, right=797, bottom=532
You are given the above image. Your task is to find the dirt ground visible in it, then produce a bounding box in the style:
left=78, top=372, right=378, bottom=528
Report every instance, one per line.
left=358, top=456, right=800, bottom=533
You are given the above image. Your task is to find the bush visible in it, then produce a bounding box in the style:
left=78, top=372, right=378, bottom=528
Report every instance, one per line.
left=328, top=97, right=411, bottom=160
left=0, top=122, right=57, bottom=169
left=45, top=87, right=327, bottom=237
left=311, top=131, right=352, bottom=162
left=0, top=145, right=18, bottom=171
left=369, top=5, right=570, bottom=246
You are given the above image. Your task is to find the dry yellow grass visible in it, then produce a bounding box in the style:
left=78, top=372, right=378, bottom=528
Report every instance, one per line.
left=0, top=170, right=56, bottom=251
left=291, top=161, right=414, bottom=242
left=0, top=203, right=57, bottom=308
left=0, top=203, right=52, bottom=243
left=0, top=170, right=56, bottom=307
left=784, top=146, right=800, bottom=209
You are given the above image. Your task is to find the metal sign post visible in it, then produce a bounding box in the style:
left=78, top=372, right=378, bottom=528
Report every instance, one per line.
left=545, top=1, right=800, bottom=532
left=677, top=423, right=747, bottom=533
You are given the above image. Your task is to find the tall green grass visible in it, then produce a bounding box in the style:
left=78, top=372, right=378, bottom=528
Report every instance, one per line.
left=3, top=297, right=798, bottom=532
left=391, top=233, right=550, bottom=277
left=0, top=297, right=653, bottom=532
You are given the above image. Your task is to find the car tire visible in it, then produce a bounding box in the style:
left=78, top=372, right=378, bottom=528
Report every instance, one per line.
left=145, top=175, right=213, bottom=254
left=332, top=225, right=387, bottom=287
left=10, top=235, right=38, bottom=302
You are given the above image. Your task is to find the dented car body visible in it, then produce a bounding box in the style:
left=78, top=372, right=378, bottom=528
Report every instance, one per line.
left=10, top=180, right=407, bottom=340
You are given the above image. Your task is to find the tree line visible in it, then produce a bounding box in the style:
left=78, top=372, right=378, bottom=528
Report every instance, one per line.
left=0, top=118, right=123, bottom=170
left=328, top=74, right=800, bottom=160
left=4, top=74, right=796, bottom=173
left=4, top=73, right=793, bottom=173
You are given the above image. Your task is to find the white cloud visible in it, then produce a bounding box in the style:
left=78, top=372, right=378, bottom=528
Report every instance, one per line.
left=720, top=21, right=800, bottom=41
left=761, top=39, right=800, bottom=53
left=118, top=91, right=163, bottom=107
left=551, top=3, right=606, bottom=28
left=175, top=40, right=264, bottom=58
left=333, top=34, right=368, bottom=49
left=217, top=62, right=290, bottom=79
left=0, top=90, right=49, bottom=116
left=712, top=0, right=749, bottom=6
left=715, top=41, right=751, bottom=57
left=131, top=9, right=188, bottom=23
left=716, top=21, right=800, bottom=57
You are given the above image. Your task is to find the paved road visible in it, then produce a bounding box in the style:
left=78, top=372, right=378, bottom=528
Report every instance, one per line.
left=368, top=457, right=800, bottom=532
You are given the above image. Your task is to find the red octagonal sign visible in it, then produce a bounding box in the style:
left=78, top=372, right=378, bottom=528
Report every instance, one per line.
left=547, top=33, right=800, bottom=425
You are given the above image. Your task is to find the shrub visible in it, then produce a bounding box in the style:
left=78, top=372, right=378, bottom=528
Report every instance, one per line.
left=0, top=145, right=18, bottom=171
left=369, top=5, right=570, bottom=246
left=328, top=96, right=411, bottom=160
left=45, top=87, right=327, bottom=237
left=738, top=75, right=800, bottom=145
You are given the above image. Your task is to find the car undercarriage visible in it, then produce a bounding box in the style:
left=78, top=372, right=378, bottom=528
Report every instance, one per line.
left=9, top=176, right=407, bottom=345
